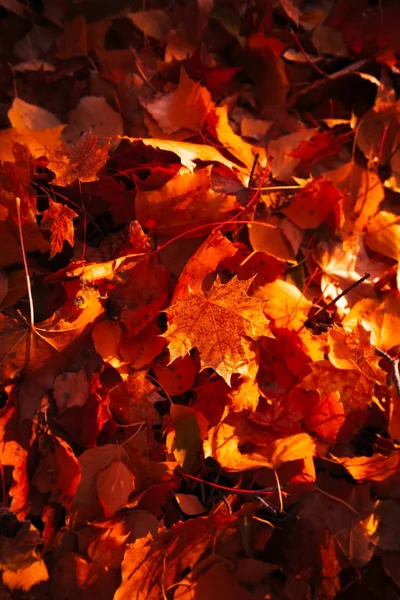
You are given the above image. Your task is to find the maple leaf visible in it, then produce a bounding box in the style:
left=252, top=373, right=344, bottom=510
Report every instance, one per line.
left=164, top=276, right=273, bottom=384
left=41, top=198, right=78, bottom=258
left=0, top=284, right=103, bottom=419
left=302, top=326, right=384, bottom=412
left=46, top=131, right=110, bottom=186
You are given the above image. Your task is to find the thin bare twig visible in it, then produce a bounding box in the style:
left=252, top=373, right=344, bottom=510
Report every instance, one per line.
left=248, top=152, right=260, bottom=189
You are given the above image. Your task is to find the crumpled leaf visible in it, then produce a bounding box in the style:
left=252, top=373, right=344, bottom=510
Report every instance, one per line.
left=121, top=137, right=248, bottom=177
left=325, top=161, right=384, bottom=244
left=204, top=418, right=315, bottom=471
left=164, top=276, right=273, bottom=384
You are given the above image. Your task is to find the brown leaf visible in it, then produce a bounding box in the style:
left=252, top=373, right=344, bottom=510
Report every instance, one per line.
left=67, top=444, right=134, bottom=529
left=96, top=461, right=137, bottom=517
left=32, top=433, right=81, bottom=506
left=51, top=553, right=117, bottom=600
left=53, top=369, right=90, bottom=413
left=46, top=131, right=110, bottom=186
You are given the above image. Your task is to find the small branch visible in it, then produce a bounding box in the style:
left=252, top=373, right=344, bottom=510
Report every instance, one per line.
left=375, top=348, right=400, bottom=397
left=322, top=273, right=370, bottom=312
left=248, top=152, right=260, bottom=189
left=304, top=273, right=370, bottom=333
left=181, top=472, right=283, bottom=497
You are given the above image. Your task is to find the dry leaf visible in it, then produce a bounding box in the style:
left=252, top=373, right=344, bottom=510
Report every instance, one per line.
left=96, top=461, right=137, bottom=517
left=164, top=276, right=273, bottom=384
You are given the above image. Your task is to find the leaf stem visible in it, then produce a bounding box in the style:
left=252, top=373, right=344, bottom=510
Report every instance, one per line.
left=16, top=197, right=35, bottom=328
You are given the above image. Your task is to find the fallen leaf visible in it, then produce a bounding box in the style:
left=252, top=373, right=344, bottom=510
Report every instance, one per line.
left=115, top=514, right=229, bottom=600
left=146, top=68, right=212, bottom=134
left=283, top=177, right=342, bottom=229
left=135, top=166, right=239, bottom=236
left=53, top=369, right=90, bottom=412
left=41, top=198, right=78, bottom=258
left=31, top=433, right=81, bottom=506
left=8, top=98, right=62, bottom=130
left=96, top=461, right=137, bottom=517
left=63, top=96, right=123, bottom=147
left=164, top=276, right=272, bottom=384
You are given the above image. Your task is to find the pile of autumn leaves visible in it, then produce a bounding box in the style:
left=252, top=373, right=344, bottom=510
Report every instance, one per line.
left=2, top=13, right=400, bottom=600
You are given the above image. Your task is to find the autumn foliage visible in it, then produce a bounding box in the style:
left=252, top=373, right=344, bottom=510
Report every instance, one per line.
left=2, top=0, right=400, bottom=598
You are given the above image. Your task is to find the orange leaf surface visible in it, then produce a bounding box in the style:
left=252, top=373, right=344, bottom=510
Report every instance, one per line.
left=146, top=68, right=213, bottom=134
left=283, top=177, right=342, bottom=229
left=41, top=198, right=78, bottom=258
left=164, top=276, right=273, bottom=384
left=135, top=167, right=239, bottom=236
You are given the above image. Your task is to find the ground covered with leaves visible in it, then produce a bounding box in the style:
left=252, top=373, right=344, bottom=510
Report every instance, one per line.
left=1, top=0, right=400, bottom=598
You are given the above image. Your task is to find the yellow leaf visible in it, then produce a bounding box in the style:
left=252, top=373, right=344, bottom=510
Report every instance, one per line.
left=365, top=211, right=400, bottom=259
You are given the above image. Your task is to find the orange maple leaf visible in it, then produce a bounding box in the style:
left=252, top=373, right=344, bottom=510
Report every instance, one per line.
left=164, top=276, right=273, bottom=384
left=41, top=198, right=78, bottom=258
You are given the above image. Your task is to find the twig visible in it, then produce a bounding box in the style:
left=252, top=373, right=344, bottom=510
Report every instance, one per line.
left=315, top=486, right=359, bottom=515
left=248, top=152, right=259, bottom=188
left=322, top=273, right=370, bottom=312
left=375, top=348, right=400, bottom=397
left=303, top=273, right=370, bottom=333
left=181, top=472, right=283, bottom=497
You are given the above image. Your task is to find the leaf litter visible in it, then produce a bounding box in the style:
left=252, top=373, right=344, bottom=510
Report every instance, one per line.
left=1, top=1, right=400, bottom=598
